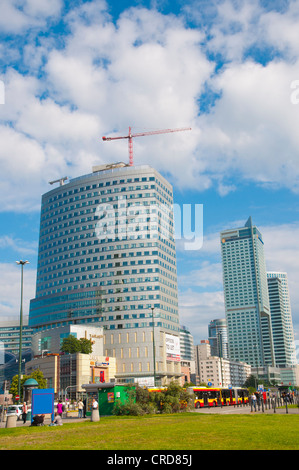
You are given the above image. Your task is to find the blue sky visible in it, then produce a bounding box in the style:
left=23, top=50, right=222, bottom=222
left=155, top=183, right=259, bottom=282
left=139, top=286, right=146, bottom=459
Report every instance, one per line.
left=0, top=0, right=299, bottom=352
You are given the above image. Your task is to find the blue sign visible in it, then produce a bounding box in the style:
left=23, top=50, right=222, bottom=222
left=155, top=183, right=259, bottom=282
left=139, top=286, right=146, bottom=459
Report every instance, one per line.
left=31, top=388, right=55, bottom=423
left=208, top=382, right=212, bottom=386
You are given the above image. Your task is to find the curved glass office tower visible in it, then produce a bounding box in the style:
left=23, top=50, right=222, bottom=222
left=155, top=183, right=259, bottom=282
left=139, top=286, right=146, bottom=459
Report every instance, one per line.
left=29, top=164, right=181, bottom=384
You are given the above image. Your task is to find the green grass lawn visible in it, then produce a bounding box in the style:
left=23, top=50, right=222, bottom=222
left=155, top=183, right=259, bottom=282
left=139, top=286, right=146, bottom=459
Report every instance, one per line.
left=0, top=412, right=298, bottom=450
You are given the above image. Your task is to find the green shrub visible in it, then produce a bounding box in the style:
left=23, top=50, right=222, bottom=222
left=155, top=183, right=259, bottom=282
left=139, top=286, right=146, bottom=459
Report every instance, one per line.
left=112, top=383, right=194, bottom=416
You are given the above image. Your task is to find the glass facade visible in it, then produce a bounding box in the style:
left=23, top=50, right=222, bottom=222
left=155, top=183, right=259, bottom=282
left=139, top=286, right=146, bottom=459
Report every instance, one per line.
left=0, top=320, right=33, bottom=357
left=0, top=319, right=33, bottom=393
left=208, top=319, right=228, bottom=359
left=29, top=165, right=180, bottom=382
left=220, top=217, right=275, bottom=368
left=267, top=274, right=297, bottom=367
left=179, top=325, right=194, bottom=361
left=267, top=272, right=297, bottom=366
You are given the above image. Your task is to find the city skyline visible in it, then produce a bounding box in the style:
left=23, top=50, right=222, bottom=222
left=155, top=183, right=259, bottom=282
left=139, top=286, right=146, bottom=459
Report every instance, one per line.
left=0, top=0, right=299, bottom=351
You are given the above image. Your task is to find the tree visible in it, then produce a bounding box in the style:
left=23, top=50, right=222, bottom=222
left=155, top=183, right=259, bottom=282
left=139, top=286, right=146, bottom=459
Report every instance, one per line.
left=78, top=338, right=93, bottom=354
left=30, top=369, right=47, bottom=389
left=9, top=369, right=47, bottom=401
left=147, top=382, right=194, bottom=413
left=243, top=375, right=258, bottom=389
left=60, top=335, right=93, bottom=354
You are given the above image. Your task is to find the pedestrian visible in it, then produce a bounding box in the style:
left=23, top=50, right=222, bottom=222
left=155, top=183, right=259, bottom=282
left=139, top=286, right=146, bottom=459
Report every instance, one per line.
left=83, top=398, right=86, bottom=418
left=22, top=402, right=28, bottom=424
left=57, top=400, right=63, bottom=417
left=78, top=399, right=84, bottom=418
left=92, top=398, right=98, bottom=410
left=251, top=393, right=257, bottom=412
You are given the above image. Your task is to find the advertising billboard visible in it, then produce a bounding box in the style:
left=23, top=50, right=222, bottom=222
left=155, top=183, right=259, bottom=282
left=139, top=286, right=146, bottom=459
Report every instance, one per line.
left=165, top=334, right=181, bottom=362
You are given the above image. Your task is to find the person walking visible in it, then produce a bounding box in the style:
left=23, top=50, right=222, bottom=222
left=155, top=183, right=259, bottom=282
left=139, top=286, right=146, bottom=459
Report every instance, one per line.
left=78, top=399, right=84, bottom=418
left=251, top=393, right=257, bottom=412
left=83, top=398, right=87, bottom=418
left=57, top=400, right=63, bottom=417
left=22, top=402, right=28, bottom=424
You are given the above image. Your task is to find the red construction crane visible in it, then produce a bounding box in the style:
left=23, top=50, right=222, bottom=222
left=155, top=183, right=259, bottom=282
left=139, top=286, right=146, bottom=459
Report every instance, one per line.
left=102, top=126, right=191, bottom=166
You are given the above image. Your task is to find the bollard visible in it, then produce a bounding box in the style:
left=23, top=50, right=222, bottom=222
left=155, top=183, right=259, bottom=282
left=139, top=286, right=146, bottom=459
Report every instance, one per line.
left=91, top=409, right=100, bottom=422
left=6, top=415, right=17, bottom=428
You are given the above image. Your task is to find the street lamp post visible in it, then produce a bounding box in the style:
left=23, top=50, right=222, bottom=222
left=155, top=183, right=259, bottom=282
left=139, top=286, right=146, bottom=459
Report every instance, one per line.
left=150, top=307, right=156, bottom=387
left=65, top=385, right=77, bottom=404
left=16, top=260, right=29, bottom=401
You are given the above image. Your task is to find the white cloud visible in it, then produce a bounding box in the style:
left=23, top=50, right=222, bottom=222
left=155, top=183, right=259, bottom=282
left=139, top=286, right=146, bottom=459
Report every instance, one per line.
left=0, top=236, right=37, bottom=256
left=179, top=289, right=225, bottom=342
left=179, top=261, right=223, bottom=289
left=0, top=5, right=215, bottom=210
left=262, top=222, right=299, bottom=339
left=1, top=0, right=299, bottom=211
left=0, top=0, right=62, bottom=34
left=196, top=58, right=299, bottom=192
left=0, top=263, right=36, bottom=319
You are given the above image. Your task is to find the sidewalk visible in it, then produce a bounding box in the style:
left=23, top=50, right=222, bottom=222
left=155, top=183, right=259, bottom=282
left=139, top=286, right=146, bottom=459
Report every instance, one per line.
left=0, top=411, right=89, bottom=429
left=194, top=404, right=299, bottom=415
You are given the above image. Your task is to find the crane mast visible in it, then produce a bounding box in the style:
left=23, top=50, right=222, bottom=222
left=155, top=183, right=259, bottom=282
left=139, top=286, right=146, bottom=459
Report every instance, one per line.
left=102, top=126, right=191, bottom=166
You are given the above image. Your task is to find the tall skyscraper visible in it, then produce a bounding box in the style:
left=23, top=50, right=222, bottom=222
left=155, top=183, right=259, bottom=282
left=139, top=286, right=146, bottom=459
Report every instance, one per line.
left=179, top=325, right=194, bottom=362
left=220, top=217, right=275, bottom=368
left=267, top=272, right=297, bottom=367
left=208, top=319, right=228, bottom=359
left=29, top=164, right=181, bottom=385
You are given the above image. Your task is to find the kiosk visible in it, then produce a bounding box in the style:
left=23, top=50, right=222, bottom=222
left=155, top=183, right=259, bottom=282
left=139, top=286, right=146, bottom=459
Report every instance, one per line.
left=82, top=383, right=136, bottom=416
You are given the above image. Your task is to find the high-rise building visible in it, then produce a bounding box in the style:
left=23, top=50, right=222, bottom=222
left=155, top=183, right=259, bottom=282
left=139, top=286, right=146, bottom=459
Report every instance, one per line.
left=267, top=272, right=297, bottom=366
left=0, top=318, right=33, bottom=392
left=208, top=319, right=228, bottom=359
left=220, top=217, right=275, bottom=368
left=29, top=164, right=181, bottom=385
left=179, top=325, right=194, bottom=362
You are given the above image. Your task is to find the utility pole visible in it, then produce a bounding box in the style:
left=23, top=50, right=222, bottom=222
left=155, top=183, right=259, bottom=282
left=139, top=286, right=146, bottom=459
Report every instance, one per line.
left=151, top=307, right=156, bottom=387
left=16, top=260, right=29, bottom=401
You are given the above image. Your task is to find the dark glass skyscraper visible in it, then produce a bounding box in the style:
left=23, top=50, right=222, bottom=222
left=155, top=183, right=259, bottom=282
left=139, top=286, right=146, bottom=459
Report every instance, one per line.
left=220, top=217, right=275, bottom=368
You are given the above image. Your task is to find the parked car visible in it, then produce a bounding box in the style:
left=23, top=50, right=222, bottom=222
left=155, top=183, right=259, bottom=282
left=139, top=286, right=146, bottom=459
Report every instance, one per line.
left=6, top=405, right=23, bottom=420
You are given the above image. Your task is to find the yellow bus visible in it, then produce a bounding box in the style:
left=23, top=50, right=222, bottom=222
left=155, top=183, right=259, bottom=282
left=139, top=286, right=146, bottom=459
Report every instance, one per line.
left=188, top=387, right=249, bottom=408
